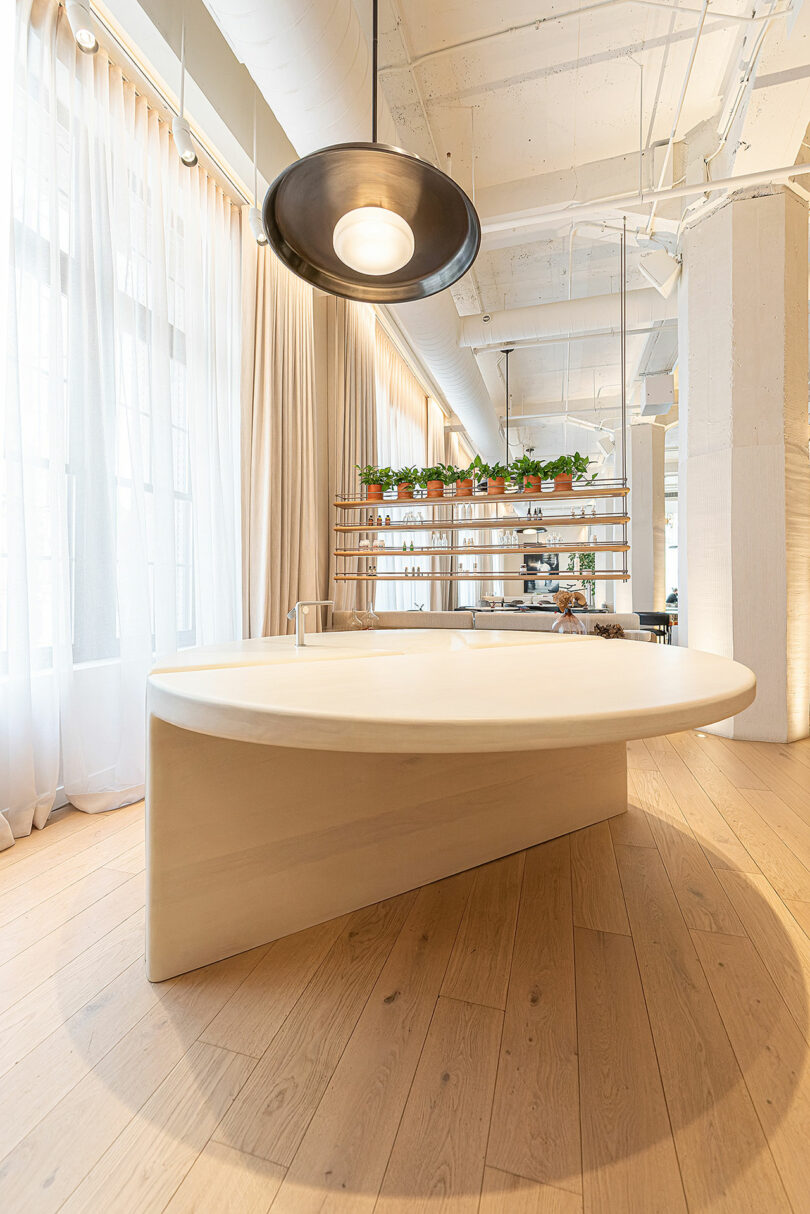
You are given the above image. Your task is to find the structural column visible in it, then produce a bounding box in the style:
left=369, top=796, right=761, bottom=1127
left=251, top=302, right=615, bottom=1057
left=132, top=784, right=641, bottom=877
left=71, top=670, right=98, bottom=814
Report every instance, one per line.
left=630, top=421, right=666, bottom=612
left=679, top=186, right=810, bottom=741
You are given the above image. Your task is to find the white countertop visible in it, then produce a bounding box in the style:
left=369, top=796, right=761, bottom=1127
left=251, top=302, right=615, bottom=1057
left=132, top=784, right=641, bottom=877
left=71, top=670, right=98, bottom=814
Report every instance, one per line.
left=147, top=630, right=756, bottom=754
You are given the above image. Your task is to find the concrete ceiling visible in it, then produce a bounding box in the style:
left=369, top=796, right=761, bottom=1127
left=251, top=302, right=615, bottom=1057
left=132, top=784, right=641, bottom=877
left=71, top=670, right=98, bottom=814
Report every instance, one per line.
left=374, top=0, right=810, bottom=456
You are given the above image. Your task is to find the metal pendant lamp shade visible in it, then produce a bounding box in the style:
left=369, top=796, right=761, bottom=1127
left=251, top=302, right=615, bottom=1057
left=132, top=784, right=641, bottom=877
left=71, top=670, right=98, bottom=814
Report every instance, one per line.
left=260, top=0, right=480, bottom=303
left=262, top=143, right=480, bottom=303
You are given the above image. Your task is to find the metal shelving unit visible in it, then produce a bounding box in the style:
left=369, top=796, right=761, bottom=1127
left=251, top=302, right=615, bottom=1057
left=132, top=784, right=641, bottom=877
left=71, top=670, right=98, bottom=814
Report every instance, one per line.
left=332, top=483, right=630, bottom=590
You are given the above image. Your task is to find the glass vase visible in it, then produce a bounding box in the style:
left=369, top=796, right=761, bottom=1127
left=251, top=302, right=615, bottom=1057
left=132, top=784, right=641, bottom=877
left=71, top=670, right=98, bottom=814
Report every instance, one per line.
left=551, top=607, right=586, bottom=635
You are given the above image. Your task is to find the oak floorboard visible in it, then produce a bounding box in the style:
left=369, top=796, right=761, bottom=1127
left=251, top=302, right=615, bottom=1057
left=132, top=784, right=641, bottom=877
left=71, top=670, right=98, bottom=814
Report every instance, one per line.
left=0, top=864, right=133, bottom=967
left=0, top=907, right=147, bottom=1075
left=736, top=786, right=810, bottom=872
left=691, top=928, right=810, bottom=1210
left=164, top=1142, right=286, bottom=1213
left=0, top=804, right=117, bottom=870
left=0, top=819, right=145, bottom=928
left=201, top=914, right=348, bottom=1057
left=103, top=840, right=146, bottom=874
left=609, top=770, right=655, bottom=848
left=716, top=869, right=810, bottom=1041
left=626, top=739, right=657, bottom=770
left=0, top=956, right=163, bottom=1161
left=213, top=893, right=415, bottom=1167
left=688, top=732, right=769, bottom=790
left=375, top=995, right=502, bottom=1213
left=615, top=842, right=790, bottom=1213
left=645, top=736, right=757, bottom=872
left=574, top=927, right=686, bottom=1213
left=633, top=769, right=745, bottom=935
left=59, top=1040, right=256, bottom=1213
left=0, top=870, right=145, bottom=1015
left=570, top=823, right=630, bottom=936
left=487, top=837, right=581, bottom=1195
left=441, top=852, right=524, bottom=1009
left=269, top=872, right=473, bottom=1214
left=669, top=731, right=810, bottom=902
left=479, top=1168, right=582, bottom=1213
left=0, top=945, right=268, bottom=1214
left=0, top=801, right=143, bottom=887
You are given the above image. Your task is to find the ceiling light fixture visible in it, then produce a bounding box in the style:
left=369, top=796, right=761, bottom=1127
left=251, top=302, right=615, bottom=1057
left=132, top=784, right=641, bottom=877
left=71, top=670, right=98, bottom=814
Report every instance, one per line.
left=249, top=89, right=268, bottom=245
left=66, top=0, right=98, bottom=54
left=261, top=0, right=480, bottom=303
left=172, top=15, right=197, bottom=168
left=639, top=248, right=681, bottom=298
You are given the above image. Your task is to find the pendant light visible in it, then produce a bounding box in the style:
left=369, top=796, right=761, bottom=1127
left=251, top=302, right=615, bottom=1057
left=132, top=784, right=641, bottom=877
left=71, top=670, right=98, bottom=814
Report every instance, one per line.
left=172, top=14, right=197, bottom=168
left=248, top=90, right=268, bottom=246
left=261, top=0, right=480, bottom=303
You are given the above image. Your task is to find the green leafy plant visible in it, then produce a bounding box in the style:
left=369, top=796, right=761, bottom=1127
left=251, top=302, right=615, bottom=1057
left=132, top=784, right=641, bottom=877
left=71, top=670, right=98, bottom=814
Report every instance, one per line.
left=568, top=550, right=596, bottom=605
left=439, top=464, right=465, bottom=484
left=480, top=461, right=511, bottom=481
left=422, top=463, right=449, bottom=484
left=510, top=454, right=546, bottom=483
left=394, top=465, right=421, bottom=486
left=356, top=464, right=395, bottom=489
left=544, top=452, right=596, bottom=483
left=461, top=454, right=486, bottom=483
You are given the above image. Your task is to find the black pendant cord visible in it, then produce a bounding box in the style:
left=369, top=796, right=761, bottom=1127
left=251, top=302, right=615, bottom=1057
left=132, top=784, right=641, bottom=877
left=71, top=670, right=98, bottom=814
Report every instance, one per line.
left=372, top=0, right=378, bottom=143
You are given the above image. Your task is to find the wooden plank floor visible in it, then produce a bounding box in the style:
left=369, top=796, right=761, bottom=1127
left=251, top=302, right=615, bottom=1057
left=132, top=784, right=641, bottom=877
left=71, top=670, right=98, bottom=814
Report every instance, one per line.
left=2, top=730, right=810, bottom=1212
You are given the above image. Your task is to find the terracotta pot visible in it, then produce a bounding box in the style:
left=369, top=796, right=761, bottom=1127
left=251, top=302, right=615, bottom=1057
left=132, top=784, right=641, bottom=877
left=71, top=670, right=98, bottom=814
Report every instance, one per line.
left=397, top=482, right=414, bottom=500
left=523, top=474, right=543, bottom=494
left=366, top=483, right=384, bottom=501
left=487, top=476, right=505, bottom=496
left=426, top=480, right=444, bottom=499
left=456, top=478, right=473, bottom=497
left=554, top=473, right=573, bottom=491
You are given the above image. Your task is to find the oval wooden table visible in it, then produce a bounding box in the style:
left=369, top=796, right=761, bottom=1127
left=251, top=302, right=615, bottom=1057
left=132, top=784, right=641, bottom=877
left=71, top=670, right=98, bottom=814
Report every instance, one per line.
left=145, top=629, right=755, bottom=980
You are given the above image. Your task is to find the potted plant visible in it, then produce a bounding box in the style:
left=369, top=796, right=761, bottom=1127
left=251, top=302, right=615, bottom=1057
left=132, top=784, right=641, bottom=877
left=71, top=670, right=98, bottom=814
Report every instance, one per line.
left=458, top=454, right=484, bottom=495
left=395, top=465, right=420, bottom=500
left=544, top=451, right=596, bottom=490
left=356, top=464, right=393, bottom=501
left=422, top=463, right=449, bottom=499
left=510, top=454, right=546, bottom=494
left=482, top=461, right=510, bottom=495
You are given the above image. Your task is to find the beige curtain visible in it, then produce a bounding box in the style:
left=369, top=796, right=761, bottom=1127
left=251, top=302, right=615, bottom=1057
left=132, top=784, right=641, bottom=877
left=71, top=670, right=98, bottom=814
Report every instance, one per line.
left=241, top=227, right=323, bottom=636
left=326, top=299, right=377, bottom=611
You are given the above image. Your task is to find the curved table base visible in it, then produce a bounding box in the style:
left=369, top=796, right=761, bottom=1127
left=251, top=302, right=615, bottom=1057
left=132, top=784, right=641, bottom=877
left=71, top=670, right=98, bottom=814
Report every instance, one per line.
left=146, top=717, right=627, bottom=982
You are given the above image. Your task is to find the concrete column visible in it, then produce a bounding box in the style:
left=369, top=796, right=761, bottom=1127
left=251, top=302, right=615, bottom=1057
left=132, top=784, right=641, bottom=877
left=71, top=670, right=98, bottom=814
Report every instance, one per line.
left=679, top=186, right=810, bottom=741
left=630, top=422, right=666, bottom=611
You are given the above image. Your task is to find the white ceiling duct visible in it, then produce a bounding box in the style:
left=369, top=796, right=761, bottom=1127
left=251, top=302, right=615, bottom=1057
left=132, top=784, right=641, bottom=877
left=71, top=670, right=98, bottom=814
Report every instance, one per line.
left=460, top=288, right=678, bottom=350
left=203, top=0, right=501, bottom=457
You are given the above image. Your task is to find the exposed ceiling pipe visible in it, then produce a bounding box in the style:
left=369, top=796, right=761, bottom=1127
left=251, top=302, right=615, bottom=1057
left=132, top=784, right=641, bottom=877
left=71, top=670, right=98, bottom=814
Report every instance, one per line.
left=645, top=0, right=710, bottom=235
left=203, top=0, right=502, bottom=458
left=461, top=288, right=678, bottom=349
left=481, top=160, right=810, bottom=236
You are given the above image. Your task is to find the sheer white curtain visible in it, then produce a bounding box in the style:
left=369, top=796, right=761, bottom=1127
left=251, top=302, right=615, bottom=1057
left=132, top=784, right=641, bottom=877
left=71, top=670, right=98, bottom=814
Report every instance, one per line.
left=374, top=327, right=430, bottom=611
left=2, top=0, right=242, bottom=849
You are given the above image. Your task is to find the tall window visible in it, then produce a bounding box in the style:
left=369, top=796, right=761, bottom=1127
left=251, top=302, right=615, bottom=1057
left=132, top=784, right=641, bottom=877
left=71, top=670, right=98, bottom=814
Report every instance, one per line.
left=2, top=0, right=242, bottom=831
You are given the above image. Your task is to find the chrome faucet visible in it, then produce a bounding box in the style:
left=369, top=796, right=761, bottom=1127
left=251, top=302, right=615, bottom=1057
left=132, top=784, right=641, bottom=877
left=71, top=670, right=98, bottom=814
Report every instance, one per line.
left=287, top=600, right=334, bottom=647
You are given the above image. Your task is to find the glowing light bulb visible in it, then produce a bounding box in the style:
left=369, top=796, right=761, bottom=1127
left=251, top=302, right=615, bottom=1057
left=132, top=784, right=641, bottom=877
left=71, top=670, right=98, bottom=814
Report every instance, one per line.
left=332, top=206, right=414, bottom=276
